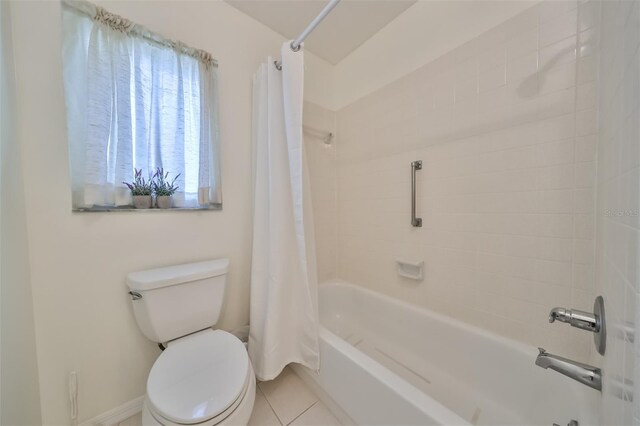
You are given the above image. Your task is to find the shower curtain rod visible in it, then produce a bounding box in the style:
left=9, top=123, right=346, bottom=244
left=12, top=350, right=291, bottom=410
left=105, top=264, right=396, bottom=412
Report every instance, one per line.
left=274, top=0, right=341, bottom=70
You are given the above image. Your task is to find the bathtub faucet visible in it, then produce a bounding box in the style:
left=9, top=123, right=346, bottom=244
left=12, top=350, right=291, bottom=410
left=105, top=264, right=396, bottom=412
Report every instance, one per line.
left=535, top=348, right=601, bottom=391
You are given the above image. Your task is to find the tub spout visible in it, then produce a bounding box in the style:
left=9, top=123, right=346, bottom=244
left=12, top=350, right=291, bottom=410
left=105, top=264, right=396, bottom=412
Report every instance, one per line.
left=535, top=348, right=601, bottom=391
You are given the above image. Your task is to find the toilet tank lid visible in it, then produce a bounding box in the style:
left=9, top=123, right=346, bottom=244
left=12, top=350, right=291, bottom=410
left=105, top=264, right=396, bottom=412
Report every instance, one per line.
left=127, top=259, right=230, bottom=292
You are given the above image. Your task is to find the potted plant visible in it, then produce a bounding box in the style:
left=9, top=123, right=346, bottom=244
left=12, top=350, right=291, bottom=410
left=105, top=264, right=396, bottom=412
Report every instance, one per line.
left=153, top=168, right=180, bottom=209
left=123, top=169, right=153, bottom=209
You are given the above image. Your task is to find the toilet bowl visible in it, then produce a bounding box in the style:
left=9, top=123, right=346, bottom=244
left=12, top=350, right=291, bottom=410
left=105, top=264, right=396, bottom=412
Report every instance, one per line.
left=142, top=330, right=255, bottom=426
left=126, top=259, right=255, bottom=426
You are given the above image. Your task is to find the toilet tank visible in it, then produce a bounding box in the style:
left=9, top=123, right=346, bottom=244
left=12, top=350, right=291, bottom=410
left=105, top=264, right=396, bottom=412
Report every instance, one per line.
left=126, top=259, right=230, bottom=343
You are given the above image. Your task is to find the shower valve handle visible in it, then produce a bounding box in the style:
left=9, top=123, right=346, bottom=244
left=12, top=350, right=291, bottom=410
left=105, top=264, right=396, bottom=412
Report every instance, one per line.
left=548, top=296, right=606, bottom=356
left=549, top=307, right=599, bottom=332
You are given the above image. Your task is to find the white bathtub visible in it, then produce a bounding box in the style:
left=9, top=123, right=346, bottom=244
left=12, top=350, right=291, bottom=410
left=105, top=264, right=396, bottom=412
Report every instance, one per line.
left=294, top=281, right=600, bottom=426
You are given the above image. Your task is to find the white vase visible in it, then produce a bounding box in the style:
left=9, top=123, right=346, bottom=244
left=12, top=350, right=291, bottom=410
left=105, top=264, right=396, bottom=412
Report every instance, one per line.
left=133, top=195, right=152, bottom=209
left=156, top=195, right=173, bottom=209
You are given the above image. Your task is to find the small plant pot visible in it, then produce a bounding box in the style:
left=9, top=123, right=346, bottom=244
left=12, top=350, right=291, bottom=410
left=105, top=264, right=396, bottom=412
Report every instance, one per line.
left=133, top=195, right=152, bottom=209
left=156, top=195, right=173, bottom=209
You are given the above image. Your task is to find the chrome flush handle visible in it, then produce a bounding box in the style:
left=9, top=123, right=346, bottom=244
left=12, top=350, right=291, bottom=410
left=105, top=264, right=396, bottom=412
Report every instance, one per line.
left=553, top=420, right=579, bottom=426
left=128, top=291, right=142, bottom=300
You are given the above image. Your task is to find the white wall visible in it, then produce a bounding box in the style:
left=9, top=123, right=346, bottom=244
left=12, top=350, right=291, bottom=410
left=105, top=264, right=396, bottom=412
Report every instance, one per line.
left=304, top=102, right=338, bottom=283
left=8, top=1, right=333, bottom=423
left=304, top=57, right=335, bottom=111
left=0, top=2, right=42, bottom=424
left=334, top=0, right=600, bottom=362
left=596, top=1, right=640, bottom=424
left=331, top=0, right=538, bottom=110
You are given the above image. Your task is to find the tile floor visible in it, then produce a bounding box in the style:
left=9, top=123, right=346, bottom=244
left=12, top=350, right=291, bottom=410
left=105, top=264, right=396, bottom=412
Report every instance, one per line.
left=117, top=367, right=341, bottom=426
left=250, top=367, right=341, bottom=426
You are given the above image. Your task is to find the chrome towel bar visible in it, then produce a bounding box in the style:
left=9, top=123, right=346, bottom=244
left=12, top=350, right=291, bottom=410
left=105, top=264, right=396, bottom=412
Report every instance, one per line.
left=411, top=160, right=422, bottom=227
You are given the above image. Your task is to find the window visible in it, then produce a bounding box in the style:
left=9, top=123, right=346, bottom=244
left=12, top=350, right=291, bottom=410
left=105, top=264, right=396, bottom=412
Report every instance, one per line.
left=61, top=1, right=221, bottom=210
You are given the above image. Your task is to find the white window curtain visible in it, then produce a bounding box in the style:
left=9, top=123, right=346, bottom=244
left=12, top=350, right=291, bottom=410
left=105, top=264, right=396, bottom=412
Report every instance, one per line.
left=62, top=1, right=221, bottom=209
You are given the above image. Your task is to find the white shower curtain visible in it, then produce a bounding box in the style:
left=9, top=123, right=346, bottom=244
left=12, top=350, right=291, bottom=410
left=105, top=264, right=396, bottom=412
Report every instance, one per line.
left=249, top=43, right=320, bottom=381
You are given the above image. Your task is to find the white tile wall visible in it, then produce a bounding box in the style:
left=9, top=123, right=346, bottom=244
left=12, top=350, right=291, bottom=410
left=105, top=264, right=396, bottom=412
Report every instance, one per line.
left=333, top=1, right=600, bottom=363
left=596, top=1, right=640, bottom=425
left=304, top=102, right=338, bottom=283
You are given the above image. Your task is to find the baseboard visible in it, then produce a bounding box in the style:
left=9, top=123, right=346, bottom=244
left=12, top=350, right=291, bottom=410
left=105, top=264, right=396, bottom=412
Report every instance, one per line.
left=79, top=395, right=145, bottom=426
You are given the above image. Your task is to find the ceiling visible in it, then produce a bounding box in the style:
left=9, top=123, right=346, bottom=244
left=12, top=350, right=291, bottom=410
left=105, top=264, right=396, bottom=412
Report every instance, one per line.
left=224, top=0, right=417, bottom=64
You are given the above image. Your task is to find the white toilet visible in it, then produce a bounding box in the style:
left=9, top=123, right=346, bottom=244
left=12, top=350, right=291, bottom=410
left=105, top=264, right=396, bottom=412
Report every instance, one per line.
left=126, top=258, right=255, bottom=426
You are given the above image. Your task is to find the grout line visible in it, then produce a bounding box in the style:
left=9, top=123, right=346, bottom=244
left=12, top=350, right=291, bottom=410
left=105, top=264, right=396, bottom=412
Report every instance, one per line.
left=287, top=401, right=319, bottom=426
left=258, top=385, right=285, bottom=426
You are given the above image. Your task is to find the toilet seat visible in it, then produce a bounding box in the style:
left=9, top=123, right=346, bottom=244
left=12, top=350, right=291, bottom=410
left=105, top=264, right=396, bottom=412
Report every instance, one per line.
left=144, top=369, right=254, bottom=426
left=147, top=329, right=251, bottom=425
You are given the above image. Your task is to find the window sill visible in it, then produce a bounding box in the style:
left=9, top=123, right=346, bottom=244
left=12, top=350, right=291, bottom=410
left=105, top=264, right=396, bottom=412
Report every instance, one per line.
left=73, top=204, right=222, bottom=213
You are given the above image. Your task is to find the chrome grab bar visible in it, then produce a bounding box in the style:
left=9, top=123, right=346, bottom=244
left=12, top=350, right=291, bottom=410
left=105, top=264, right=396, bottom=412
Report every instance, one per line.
left=411, top=160, right=422, bottom=227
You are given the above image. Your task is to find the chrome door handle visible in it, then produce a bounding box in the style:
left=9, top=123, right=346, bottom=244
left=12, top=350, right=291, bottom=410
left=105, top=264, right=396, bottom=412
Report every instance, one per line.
left=411, top=160, right=422, bottom=227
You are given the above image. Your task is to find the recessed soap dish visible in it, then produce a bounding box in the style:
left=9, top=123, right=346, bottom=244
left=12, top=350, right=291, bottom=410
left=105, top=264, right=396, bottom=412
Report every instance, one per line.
left=396, top=259, right=424, bottom=280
